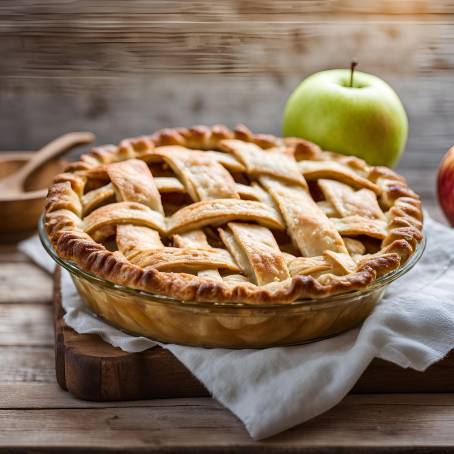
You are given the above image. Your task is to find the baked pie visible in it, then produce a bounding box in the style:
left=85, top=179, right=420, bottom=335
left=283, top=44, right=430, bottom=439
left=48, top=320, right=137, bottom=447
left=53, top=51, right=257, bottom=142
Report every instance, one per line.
left=45, top=125, right=423, bottom=305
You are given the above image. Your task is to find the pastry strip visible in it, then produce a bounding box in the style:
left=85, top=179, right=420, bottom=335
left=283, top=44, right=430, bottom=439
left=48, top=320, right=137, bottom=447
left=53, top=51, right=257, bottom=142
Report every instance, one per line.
left=316, top=200, right=339, bottom=217
left=261, top=177, right=348, bottom=256
left=156, top=146, right=243, bottom=278
left=318, top=179, right=385, bottom=219
left=205, top=151, right=245, bottom=172
left=287, top=256, right=331, bottom=277
left=323, top=250, right=357, bottom=274
left=116, top=224, right=238, bottom=274
left=84, top=201, right=166, bottom=241
left=82, top=183, right=115, bottom=215
left=343, top=238, right=367, bottom=256
left=155, top=177, right=186, bottom=193
left=116, top=225, right=232, bottom=277
left=235, top=183, right=263, bottom=201
left=129, top=247, right=239, bottom=272
left=154, top=146, right=239, bottom=201
left=174, top=230, right=223, bottom=281
left=288, top=251, right=356, bottom=277
left=331, top=215, right=388, bottom=239
left=299, top=161, right=380, bottom=194
left=116, top=224, right=164, bottom=259
left=168, top=199, right=284, bottom=235
left=220, top=222, right=289, bottom=285
left=107, top=159, right=164, bottom=214
left=220, top=139, right=306, bottom=186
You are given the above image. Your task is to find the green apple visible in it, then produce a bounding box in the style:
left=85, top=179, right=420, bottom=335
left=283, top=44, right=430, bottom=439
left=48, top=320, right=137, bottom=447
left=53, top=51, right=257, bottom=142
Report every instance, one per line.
left=282, top=68, right=408, bottom=167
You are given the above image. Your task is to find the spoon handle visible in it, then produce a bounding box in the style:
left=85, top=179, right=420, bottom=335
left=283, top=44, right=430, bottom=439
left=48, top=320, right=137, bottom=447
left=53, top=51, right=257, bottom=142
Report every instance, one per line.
left=11, top=132, right=95, bottom=187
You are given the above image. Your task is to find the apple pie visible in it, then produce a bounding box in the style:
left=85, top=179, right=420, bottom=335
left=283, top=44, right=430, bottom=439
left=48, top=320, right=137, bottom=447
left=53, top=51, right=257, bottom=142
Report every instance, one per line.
left=45, top=125, right=423, bottom=305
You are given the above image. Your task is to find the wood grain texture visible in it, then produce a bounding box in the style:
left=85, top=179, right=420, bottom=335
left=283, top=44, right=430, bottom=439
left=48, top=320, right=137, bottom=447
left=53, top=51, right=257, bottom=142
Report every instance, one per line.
left=3, top=0, right=454, bottom=20
left=2, top=395, right=454, bottom=450
left=0, top=384, right=200, bottom=409
left=0, top=21, right=445, bottom=77
left=0, top=347, right=55, bottom=383
left=0, top=1, right=454, bottom=173
left=0, top=263, right=52, bottom=304
left=0, top=304, right=53, bottom=346
left=1, top=75, right=453, bottom=170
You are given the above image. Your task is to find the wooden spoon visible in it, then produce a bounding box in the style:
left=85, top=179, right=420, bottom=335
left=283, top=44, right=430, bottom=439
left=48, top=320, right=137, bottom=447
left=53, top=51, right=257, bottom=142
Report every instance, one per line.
left=0, top=131, right=94, bottom=196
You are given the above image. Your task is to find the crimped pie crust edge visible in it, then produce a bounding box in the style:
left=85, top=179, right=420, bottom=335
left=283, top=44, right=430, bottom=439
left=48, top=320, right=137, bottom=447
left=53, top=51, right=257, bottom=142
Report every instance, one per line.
left=44, top=124, right=424, bottom=304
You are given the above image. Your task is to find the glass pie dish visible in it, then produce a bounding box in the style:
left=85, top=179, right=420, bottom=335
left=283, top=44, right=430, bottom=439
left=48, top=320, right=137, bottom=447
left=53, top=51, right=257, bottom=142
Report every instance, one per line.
left=39, top=216, right=425, bottom=348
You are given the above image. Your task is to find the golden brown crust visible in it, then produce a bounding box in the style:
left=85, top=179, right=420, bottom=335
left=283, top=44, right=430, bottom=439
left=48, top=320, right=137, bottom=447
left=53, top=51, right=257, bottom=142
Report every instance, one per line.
left=44, top=124, right=424, bottom=305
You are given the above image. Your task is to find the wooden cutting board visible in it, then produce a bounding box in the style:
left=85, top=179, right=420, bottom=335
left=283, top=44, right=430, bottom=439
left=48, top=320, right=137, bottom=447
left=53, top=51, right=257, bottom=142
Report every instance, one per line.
left=54, top=267, right=454, bottom=401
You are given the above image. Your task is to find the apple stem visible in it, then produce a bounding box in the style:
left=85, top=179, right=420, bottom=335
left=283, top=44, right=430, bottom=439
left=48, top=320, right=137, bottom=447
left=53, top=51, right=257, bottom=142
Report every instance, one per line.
left=350, top=60, right=358, bottom=87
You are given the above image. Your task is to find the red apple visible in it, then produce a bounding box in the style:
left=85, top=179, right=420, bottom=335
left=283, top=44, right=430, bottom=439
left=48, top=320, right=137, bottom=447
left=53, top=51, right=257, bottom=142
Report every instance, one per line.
left=437, top=146, right=454, bottom=226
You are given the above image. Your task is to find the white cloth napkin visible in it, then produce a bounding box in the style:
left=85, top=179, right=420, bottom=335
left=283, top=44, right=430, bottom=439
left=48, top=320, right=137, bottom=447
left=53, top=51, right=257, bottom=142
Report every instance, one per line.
left=19, top=214, right=454, bottom=440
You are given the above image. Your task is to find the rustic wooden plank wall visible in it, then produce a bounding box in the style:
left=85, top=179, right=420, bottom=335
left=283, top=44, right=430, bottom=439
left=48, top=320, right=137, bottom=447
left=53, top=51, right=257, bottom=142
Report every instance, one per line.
left=1, top=0, right=453, bottom=219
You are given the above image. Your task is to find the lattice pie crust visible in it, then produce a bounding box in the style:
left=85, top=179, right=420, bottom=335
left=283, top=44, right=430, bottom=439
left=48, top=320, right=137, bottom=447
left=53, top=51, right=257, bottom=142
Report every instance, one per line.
left=45, top=125, right=423, bottom=304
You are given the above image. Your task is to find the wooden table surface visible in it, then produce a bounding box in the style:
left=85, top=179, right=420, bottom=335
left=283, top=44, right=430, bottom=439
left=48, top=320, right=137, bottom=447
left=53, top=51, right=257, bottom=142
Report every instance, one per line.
left=0, top=192, right=453, bottom=452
